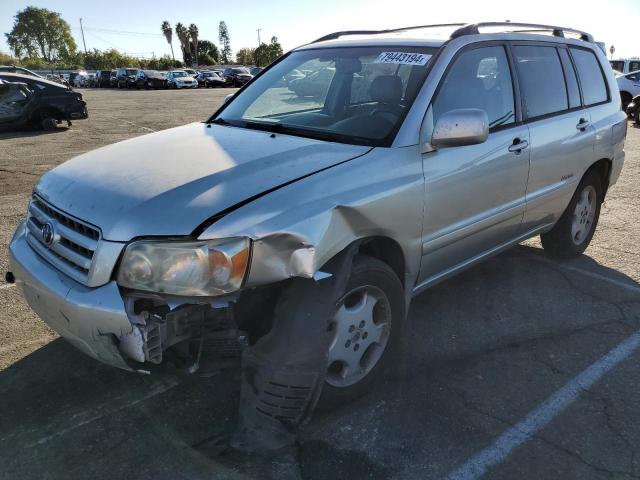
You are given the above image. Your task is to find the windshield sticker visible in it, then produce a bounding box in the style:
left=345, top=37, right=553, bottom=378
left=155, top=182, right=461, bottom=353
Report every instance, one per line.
left=374, top=52, right=431, bottom=66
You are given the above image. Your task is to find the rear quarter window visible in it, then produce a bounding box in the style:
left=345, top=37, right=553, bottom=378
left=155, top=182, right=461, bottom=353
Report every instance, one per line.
left=513, top=45, right=568, bottom=119
left=570, top=48, right=608, bottom=106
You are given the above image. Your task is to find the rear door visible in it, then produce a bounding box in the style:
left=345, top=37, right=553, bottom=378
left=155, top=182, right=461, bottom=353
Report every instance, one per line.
left=512, top=43, right=596, bottom=231
left=419, top=43, right=531, bottom=284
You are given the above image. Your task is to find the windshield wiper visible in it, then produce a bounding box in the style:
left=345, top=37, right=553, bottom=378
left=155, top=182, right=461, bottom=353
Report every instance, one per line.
left=211, top=117, right=231, bottom=126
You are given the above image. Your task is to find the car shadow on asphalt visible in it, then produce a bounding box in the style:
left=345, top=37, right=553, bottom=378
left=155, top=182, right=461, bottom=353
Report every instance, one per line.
left=1, top=244, right=639, bottom=480
left=0, top=127, right=69, bottom=140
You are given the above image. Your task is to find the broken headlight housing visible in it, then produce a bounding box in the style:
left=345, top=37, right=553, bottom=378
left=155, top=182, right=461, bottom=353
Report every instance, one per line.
left=116, top=238, right=251, bottom=296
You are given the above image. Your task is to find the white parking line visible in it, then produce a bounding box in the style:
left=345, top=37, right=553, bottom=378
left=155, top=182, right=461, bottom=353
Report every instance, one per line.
left=446, top=329, right=640, bottom=480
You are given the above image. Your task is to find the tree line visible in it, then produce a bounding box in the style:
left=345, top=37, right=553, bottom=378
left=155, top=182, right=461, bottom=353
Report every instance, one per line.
left=4, top=6, right=285, bottom=71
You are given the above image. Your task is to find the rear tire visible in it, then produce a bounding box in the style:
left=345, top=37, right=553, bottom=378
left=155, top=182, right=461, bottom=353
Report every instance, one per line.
left=621, top=92, right=632, bottom=110
left=318, top=254, right=406, bottom=409
left=41, top=117, right=57, bottom=131
left=540, top=170, right=603, bottom=258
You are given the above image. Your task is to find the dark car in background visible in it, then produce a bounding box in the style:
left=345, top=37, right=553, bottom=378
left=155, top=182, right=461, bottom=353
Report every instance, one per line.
left=222, top=67, right=253, bottom=87
left=249, top=66, right=263, bottom=76
left=116, top=68, right=139, bottom=89
left=109, top=70, right=118, bottom=87
left=626, top=94, right=640, bottom=124
left=0, top=73, right=87, bottom=130
left=196, top=71, right=226, bottom=88
left=95, top=70, right=112, bottom=88
left=135, top=70, right=167, bottom=89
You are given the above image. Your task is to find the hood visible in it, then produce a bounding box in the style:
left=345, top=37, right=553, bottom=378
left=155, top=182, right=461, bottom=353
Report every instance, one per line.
left=36, top=123, right=371, bottom=241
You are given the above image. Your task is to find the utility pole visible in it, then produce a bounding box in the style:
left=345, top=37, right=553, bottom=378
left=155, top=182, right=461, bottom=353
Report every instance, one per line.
left=79, top=17, right=88, bottom=67
left=257, top=28, right=262, bottom=46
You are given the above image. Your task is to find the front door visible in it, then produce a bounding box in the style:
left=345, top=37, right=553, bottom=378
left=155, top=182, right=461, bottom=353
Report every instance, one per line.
left=418, top=44, right=530, bottom=286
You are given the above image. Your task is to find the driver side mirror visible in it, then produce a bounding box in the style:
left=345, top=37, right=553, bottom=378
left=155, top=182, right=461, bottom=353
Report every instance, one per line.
left=224, top=93, right=234, bottom=103
left=431, top=108, right=489, bottom=149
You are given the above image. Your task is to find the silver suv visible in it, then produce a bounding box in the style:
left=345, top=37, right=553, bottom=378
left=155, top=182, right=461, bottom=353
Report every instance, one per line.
left=8, top=22, right=627, bottom=449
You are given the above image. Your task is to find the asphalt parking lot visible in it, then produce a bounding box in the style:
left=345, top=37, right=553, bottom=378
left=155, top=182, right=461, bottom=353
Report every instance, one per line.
left=1, top=88, right=640, bottom=480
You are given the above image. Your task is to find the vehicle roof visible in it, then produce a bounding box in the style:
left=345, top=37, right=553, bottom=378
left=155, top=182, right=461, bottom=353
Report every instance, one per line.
left=295, top=28, right=600, bottom=52
left=0, top=72, right=68, bottom=89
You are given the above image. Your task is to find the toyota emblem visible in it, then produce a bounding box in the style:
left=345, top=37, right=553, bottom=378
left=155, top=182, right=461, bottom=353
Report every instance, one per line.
left=41, top=222, right=55, bottom=246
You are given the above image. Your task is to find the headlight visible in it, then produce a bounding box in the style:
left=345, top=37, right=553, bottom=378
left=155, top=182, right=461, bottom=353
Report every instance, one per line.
left=117, top=238, right=250, bottom=296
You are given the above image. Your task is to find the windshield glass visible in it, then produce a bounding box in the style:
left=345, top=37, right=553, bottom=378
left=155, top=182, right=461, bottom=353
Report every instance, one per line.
left=232, top=68, right=250, bottom=74
left=126, top=69, right=137, bottom=76
left=214, top=46, right=436, bottom=146
left=173, top=71, right=187, bottom=78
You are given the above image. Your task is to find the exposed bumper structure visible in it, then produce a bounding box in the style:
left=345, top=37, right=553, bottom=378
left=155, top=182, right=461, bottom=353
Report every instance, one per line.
left=9, top=221, right=134, bottom=370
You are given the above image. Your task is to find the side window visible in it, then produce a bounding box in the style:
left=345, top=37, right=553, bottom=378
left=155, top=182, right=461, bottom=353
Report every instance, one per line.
left=570, top=48, right=608, bottom=106
left=558, top=48, right=581, bottom=109
left=629, top=61, right=640, bottom=73
left=512, top=45, right=568, bottom=119
left=433, top=46, right=515, bottom=129
left=626, top=73, right=638, bottom=82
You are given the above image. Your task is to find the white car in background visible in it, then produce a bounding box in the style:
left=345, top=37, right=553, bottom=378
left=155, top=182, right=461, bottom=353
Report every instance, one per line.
left=165, top=70, right=198, bottom=89
left=616, top=70, right=640, bottom=109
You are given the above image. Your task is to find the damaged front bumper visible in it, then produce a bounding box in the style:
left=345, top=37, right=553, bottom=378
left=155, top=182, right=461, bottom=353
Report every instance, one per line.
left=9, top=221, right=135, bottom=370
left=9, top=221, right=242, bottom=371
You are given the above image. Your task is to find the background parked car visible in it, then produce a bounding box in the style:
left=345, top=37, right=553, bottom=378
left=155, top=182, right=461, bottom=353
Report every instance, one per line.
left=625, top=94, right=640, bottom=124
left=249, top=66, right=263, bottom=76
left=135, top=70, right=167, bottom=89
left=183, top=68, right=198, bottom=77
left=45, top=74, right=69, bottom=87
left=116, top=68, right=139, bottom=89
left=222, top=67, right=253, bottom=87
left=196, top=71, right=226, bottom=88
left=165, top=70, right=197, bottom=89
left=617, top=70, right=640, bottom=109
left=109, top=70, right=118, bottom=88
left=0, top=72, right=87, bottom=130
left=71, top=71, right=89, bottom=88
left=610, top=59, right=640, bottom=74
left=94, top=70, right=112, bottom=88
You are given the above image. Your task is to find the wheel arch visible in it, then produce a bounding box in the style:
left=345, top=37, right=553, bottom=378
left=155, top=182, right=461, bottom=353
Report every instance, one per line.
left=585, top=158, right=613, bottom=199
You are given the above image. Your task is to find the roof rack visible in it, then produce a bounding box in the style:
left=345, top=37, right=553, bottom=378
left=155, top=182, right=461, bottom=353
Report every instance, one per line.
left=311, top=22, right=594, bottom=44
left=450, top=22, right=594, bottom=42
left=311, top=24, right=466, bottom=44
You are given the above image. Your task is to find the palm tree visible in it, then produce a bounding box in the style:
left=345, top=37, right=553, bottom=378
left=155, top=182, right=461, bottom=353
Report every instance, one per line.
left=188, top=24, right=199, bottom=67
left=175, top=23, right=190, bottom=66
left=161, top=21, right=175, bottom=68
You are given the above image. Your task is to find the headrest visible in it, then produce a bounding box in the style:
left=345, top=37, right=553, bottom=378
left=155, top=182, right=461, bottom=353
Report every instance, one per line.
left=369, top=75, right=402, bottom=104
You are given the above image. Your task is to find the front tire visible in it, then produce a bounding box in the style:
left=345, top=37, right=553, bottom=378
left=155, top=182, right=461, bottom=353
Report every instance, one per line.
left=319, top=255, right=405, bottom=409
left=540, top=170, right=603, bottom=258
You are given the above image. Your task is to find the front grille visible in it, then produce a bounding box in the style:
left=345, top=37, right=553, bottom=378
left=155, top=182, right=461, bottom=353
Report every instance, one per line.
left=25, top=196, right=101, bottom=285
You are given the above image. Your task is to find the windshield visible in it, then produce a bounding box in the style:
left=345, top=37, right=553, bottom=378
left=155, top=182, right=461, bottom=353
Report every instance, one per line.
left=232, top=68, right=250, bottom=74
left=213, top=46, right=436, bottom=146
left=126, top=69, right=137, bottom=76
left=173, top=71, right=187, bottom=78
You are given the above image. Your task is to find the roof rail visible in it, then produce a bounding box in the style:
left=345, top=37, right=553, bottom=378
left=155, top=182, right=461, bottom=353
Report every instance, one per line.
left=450, top=22, right=594, bottom=42
left=311, top=23, right=466, bottom=44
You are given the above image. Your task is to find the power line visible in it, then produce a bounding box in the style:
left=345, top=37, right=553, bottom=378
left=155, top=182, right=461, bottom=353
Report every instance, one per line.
left=72, top=26, right=163, bottom=38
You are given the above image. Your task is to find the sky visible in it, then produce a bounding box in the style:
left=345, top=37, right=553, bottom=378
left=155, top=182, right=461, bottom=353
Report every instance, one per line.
left=1, top=0, right=639, bottom=60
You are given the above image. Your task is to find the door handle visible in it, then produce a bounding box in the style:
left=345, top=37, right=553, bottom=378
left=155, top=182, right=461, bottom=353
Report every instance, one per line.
left=508, top=138, right=529, bottom=154
left=576, top=118, right=591, bottom=131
